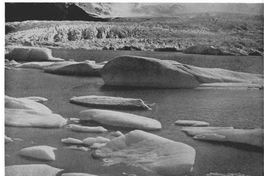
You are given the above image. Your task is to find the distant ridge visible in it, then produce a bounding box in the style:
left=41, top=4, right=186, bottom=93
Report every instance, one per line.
left=5, top=3, right=112, bottom=22
left=5, top=3, right=263, bottom=22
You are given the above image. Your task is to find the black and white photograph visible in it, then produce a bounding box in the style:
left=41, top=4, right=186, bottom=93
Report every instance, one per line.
left=4, top=1, right=264, bottom=176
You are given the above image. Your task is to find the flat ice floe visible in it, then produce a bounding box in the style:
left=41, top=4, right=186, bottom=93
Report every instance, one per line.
left=206, top=173, right=249, bottom=176
left=6, top=109, right=67, bottom=128
left=182, top=127, right=263, bottom=148
left=5, top=95, right=67, bottom=128
left=64, top=145, right=90, bottom=152
left=44, top=60, right=104, bottom=76
left=19, top=145, right=57, bottom=161
left=198, top=82, right=263, bottom=89
left=80, top=109, right=162, bottom=130
left=6, top=46, right=64, bottom=62
left=61, top=173, right=98, bottom=176
left=20, top=96, right=48, bottom=102
left=5, top=164, right=62, bottom=176
left=61, top=137, right=84, bottom=145
left=90, top=143, right=107, bottom=149
left=16, top=61, right=57, bottom=70
left=175, top=120, right=209, bottom=127
left=70, top=95, right=152, bottom=110
left=67, top=124, right=108, bottom=133
left=5, top=95, right=52, bottom=113
left=93, top=130, right=196, bottom=176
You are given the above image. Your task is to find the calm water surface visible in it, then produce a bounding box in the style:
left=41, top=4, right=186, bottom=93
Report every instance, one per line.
left=5, top=50, right=263, bottom=176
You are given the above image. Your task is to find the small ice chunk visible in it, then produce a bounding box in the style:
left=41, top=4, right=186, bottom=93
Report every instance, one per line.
left=61, top=138, right=83, bottom=145
left=94, top=136, right=110, bottom=143
left=67, top=124, right=108, bottom=133
left=175, top=120, right=209, bottom=127
left=206, top=173, right=250, bottom=176
left=109, top=131, right=124, bottom=137
left=61, top=173, right=98, bottom=176
left=83, top=136, right=110, bottom=146
left=5, top=135, right=13, bottom=143
left=19, top=145, right=57, bottom=161
left=90, top=143, right=107, bottom=149
left=193, top=133, right=226, bottom=141
left=21, top=96, right=48, bottom=103
left=64, top=145, right=90, bottom=152
left=82, top=137, right=97, bottom=146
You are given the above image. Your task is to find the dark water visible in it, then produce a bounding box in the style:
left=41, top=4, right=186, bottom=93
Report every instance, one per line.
left=5, top=50, right=263, bottom=176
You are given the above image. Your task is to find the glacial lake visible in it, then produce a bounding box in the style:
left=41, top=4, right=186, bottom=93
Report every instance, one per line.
left=5, top=49, right=263, bottom=176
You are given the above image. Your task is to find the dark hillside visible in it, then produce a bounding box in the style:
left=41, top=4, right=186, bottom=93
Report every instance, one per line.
left=5, top=3, right=111, bottom=22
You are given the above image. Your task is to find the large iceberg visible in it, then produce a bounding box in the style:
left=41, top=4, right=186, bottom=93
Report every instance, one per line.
left=93, top=130, right=196, bottom=176
left=101, top=56, right=262, bottom=88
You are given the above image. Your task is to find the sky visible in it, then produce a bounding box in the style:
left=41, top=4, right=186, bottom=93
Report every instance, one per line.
left=108, top=3, right=263, bottom=17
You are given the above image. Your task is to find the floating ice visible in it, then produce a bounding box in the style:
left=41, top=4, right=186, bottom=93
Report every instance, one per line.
left=93, top=130, right=196, bottom=176
left=64, top=145, right=90, bottom=152
left=175, top=120, right=209, bottom=127
left=6, top=109, right=67, bottom=128
left=5, top=95, right=51, bottom=113
left=44, top=61, right=103, bottom=76
left=182, top=127, right=263, bottom=148
left=67, top=124, right=108, bottom=133
left=61, top=137, right=83, bottom=145
left=5, top=164, right=62, bottom=176
left=5, top=95, right=66, bottom=128
left=16, top=62, right=56, bottom=70
left=80, top=109, right=162, bottom=130
left=70, top=95, right=151, bottom=110
left=101, top=56, right=262, bottom=88
left=5, top=135, right=13, bottom=143
left=6, top=46, right=64, bottom=62
left=19, top=145, right=57, bottom=161
left=61, top=173, right=98, bottom=176
left=83, top=136, right=110, bottom=146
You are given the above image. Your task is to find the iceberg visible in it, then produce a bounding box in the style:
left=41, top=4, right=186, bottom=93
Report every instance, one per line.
left=70, top=95, right=151, bottom=110
left=80, top=109, right=162, bottom=130
left=93, top=130, right=196, bottom=176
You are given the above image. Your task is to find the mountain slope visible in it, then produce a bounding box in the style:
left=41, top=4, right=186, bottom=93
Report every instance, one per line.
left=5, top=3, right=112, bottom=22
